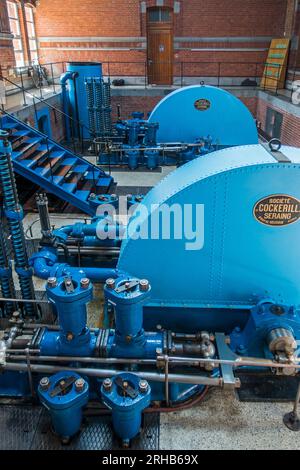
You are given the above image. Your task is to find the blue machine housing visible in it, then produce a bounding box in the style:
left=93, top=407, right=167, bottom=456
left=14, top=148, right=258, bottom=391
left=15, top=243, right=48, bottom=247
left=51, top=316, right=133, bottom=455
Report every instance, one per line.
left=148, top=85, right=259, bottom=145
left=101, top=372, right=151, bottom=446
left=38, top=371, right=89, bottom=440
left=118, top=144, right=300, bottom=338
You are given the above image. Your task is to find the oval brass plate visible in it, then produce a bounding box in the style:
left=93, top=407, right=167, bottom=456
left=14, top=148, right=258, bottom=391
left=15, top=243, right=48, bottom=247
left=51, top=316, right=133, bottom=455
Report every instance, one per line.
left=254, top=195, right=300, bottom=226
left=194, top=99, right=211, bottom=111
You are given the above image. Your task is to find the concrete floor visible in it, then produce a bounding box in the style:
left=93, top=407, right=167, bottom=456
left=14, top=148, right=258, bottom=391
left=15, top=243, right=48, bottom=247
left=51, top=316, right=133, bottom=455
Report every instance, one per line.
left=159, top=388, right=299, bottom=450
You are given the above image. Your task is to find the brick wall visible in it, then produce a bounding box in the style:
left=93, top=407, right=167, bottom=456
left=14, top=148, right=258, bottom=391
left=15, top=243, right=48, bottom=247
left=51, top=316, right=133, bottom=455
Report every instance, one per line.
left=257, top=96, right=300, bottom=146
left=0, top=0, right=15, bottom=75
left=35, top=0, right=288, bottom=81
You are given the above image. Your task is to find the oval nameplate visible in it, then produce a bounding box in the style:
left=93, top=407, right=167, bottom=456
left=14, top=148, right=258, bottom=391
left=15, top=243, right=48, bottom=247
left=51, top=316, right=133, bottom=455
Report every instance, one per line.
left=254, top=195, right=300, bottom=226
left=194, top=99, right=211, bottom=111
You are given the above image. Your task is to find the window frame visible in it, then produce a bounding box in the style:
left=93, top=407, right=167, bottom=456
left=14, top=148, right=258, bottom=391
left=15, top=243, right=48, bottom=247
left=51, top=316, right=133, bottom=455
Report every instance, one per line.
left=6, top=0, right=25, bottom=68
left=25, top=4, right=38, bottom=63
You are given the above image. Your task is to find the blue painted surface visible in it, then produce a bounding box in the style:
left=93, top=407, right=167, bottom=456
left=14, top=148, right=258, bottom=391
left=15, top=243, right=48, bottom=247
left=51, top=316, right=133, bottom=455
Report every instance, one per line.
left=65, top=62, right=102, bottom=138
left=118, top=145, right=300, bottom=312
left=1, top=113, right=113, bottom=215
left=38, top=371, right=89, bottom=439
left=35, top=107, right=52, bottom=138
left=149, top=85, right=259, bottom=145
left=101, top=372, right=151, bottom=444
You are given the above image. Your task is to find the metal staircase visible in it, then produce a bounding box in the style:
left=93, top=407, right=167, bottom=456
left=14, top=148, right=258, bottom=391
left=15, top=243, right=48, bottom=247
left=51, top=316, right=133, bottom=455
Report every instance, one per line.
left=0, top=112, right=113, bottom=215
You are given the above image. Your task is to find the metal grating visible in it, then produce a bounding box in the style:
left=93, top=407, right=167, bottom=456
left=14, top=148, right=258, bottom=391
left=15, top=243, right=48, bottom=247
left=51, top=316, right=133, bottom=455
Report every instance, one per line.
left=0, top=405, right=160, bottom=450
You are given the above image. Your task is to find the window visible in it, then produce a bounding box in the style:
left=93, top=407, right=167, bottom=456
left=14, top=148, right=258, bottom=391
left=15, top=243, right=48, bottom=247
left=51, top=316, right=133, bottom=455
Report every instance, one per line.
left=148, top=7, right=171, bottom=22
left=25, top=5, right=38, bottom=62
left=266, top=108, right=283, bottom=139
left=6, top=1, right=24, bottom=67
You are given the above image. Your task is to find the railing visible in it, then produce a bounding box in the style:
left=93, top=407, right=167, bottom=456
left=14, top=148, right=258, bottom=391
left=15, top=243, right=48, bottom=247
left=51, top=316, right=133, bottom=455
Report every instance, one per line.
left=0, top=108, right=102, bottom=191
left=0, top=73, right=97, bottom=157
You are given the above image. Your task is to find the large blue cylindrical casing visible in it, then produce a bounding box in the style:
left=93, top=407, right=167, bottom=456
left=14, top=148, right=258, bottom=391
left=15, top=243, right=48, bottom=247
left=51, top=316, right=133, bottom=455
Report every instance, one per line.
left=66, top=62, right=102, bottom=139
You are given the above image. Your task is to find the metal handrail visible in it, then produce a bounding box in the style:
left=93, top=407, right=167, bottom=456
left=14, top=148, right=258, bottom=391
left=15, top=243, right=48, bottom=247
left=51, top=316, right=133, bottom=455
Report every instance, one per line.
left=0, top=108, right=106, bottom=176
left=0, top=74, right=95, bottom=141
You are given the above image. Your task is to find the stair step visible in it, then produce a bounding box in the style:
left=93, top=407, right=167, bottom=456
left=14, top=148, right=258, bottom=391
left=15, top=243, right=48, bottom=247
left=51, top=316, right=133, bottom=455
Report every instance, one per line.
left=63, top=157, right=77, bottom=166
left=97, top=177, right=113, bottom=186
left=61, top=182, right=77, bottom=193
left=12, top=138, right=42, bottom=159
left=85, top=170, right=101, bottom=180
left=55, top=164, right=73, bottom=178
left=35, top=157, right=61, bottom=177
left=66, top=173, right=84, bottom=184
left=50, top=150, right=66, bottom=158
left=13, top=130, right=31, bottom=138
left=74, top=190, right=91, bottom=202
left=2, top=122, right=18, bottom=130
left=73, top=164, right=89, bottom=173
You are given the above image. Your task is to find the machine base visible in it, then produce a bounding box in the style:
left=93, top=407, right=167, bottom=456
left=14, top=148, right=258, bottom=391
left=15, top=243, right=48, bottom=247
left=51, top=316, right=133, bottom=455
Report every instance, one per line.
left=236, top=372, right=300, bottom=402
left=0, top=405, right=160, bottom=450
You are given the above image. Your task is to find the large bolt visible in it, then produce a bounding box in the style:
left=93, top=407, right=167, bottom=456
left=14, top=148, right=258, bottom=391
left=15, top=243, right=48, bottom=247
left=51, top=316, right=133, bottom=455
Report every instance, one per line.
left=139, top=279, right=149, bottom=291
left=103, top=378, right=112, bottom=392
left=47, top=277, right=57, bottom=288
left=106, top=278, right=115, bottom=290
left=80, top=278, right=90, bottom=289
left=40, top=377, right=50, bottom=391
left=139, top=379, right=148, bottom=393
left=75, top=378, right=85, bottom=393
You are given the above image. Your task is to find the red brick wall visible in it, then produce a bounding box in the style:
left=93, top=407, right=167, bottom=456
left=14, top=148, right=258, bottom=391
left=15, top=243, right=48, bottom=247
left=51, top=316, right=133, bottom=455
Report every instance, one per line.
left=257, top=97, right=300, bottom=146
left=35, top=0, right=287, bottom=79
left=0, top=0, right=15, bottom=75
left=111, top=94, right=258, bottom=121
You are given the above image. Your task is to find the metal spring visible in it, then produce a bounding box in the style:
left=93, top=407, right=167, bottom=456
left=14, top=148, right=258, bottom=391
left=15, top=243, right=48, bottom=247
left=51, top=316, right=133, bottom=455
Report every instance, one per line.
left=94, top=78, right=104, bottom=137
left=0, top=221, right=15, bottom=317
left=85, top=80, right=96, bottom=135
left=0, top=151, right=35, bottom=316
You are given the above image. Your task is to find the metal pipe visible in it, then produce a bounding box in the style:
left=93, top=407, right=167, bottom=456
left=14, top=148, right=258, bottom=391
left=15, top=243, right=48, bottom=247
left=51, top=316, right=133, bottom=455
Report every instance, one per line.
left=6, top=352, right=300, bottom=370
left=0, top=297, right=49, bottom=305
left=4, top=362, right=222, bottom=387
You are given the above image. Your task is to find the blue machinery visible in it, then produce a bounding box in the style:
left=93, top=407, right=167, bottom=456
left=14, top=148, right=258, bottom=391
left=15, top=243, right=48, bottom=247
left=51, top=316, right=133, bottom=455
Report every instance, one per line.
left=2, top=84, right=300, bottom=445
left=97, top=84, right=259, bottom=169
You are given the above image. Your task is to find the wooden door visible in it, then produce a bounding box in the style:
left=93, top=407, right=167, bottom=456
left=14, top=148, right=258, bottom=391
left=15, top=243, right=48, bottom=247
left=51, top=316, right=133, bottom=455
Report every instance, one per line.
left=147, top=8, right=173, bottom=85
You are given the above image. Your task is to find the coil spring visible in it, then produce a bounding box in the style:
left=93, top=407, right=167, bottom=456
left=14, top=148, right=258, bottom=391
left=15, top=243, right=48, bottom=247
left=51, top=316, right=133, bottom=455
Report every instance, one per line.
left=0, top=231, right=14, bottom=317
left=0, top=152, right=35, bottom=316
left=94, top=78, right=104, bottom=137
left=85, top=81, right=96, bottom=135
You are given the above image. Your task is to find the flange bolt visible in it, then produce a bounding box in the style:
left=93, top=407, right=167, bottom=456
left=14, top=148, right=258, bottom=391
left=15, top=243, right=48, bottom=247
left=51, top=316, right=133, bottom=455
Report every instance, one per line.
left=75, top=378, right=85, bottom=393
left=106, top=278, right=115, bottom=290
left=40, top=377, right=50, bottom=391
left=47, top=277, right=57, bottom=289
left=80, top=278, right=90, bottom=289
left=103, top=378, right=113, bottom=392
left=139, top=380, right=148, bottom=393
left=139, top=279, right=149, bottom=291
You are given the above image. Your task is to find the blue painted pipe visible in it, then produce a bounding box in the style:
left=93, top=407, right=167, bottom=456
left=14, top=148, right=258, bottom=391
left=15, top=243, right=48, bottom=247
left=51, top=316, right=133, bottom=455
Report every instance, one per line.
left=29, top=248, right=119, bottom=282
left=60, top=71, right=75, bottom=143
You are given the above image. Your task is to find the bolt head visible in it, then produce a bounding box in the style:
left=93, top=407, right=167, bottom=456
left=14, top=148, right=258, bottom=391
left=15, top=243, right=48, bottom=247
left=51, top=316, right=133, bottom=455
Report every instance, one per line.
left=47, top=277, right=57, bottom=288
left=139, top=379, right=148, bottom=393
left=75, top=378, right=85, bottom=393
left=139, top=279, right=149, bottom=291
left=66, top=332, right=74, bottom=342
left=80, top=278, right=90, bottom=289
left=106, top=278, right=115, bottom=289
left=103, top=378, right=112, bottom=392
left=40, top=377, right=50, bottom=391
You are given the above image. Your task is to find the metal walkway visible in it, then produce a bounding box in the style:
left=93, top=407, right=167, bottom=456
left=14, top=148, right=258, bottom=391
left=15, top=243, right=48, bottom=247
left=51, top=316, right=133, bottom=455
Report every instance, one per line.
left=0, top=405, right=160, bottom=450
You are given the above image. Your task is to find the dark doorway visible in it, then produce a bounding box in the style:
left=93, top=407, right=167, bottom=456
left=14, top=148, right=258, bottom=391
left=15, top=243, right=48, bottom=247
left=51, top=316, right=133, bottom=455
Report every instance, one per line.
left=147, top=7, right=173, bottom=85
